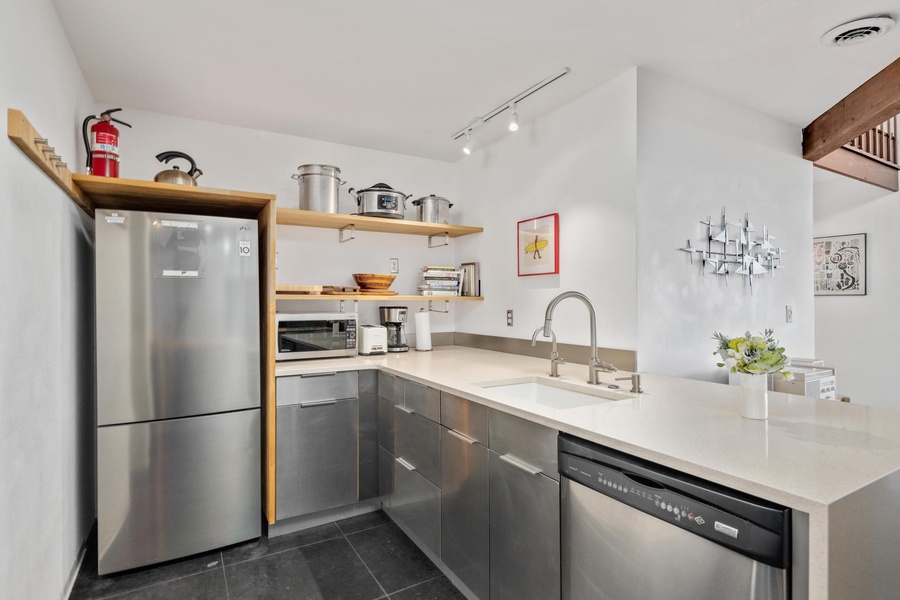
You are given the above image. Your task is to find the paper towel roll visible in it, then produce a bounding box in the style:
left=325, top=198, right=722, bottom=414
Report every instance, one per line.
left=415, top=309, right=432, bottom=351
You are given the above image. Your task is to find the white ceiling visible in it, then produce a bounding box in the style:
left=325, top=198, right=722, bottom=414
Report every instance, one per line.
left=53, top=1, right=900, bottom=162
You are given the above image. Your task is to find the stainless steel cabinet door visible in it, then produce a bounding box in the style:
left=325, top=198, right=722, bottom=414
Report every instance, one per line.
left=378, top=394, right=398, bottom=453
left=98, top=410, right=261, bottom=574
left=359, top=370, right=379, bottom=501
left=441, top=392, right=488, bottom=444
left=276, top=398, right=359, bottom=519
left=489, top=450, right=561, bottom=600
left=395, top=405, right=441, bottom=487
left=379, top=446, right=395, bottom=509
left=441, top=428, right=489, bottom=600
left=393, top=455, right=441, bottom=558
left=489, top=409, right=558, bottom=480
left=404, top=380, right=440, bottom=422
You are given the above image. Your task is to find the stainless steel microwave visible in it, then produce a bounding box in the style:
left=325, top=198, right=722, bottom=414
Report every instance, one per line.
left=275, top=312, right=357, bottom=361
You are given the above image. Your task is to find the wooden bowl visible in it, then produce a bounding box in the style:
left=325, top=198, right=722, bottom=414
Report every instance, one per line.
left=353, top=273, right=396, bottom=290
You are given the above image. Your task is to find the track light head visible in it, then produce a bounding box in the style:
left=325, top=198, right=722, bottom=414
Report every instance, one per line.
left=463, top=130, right=476, bottom=155
left=508, top=104, right=519, bottom=132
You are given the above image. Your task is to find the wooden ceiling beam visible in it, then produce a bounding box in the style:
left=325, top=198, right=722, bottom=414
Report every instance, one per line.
left=814, top=148, right=899, bottom=192
left=803, top=57, right=900, bottom=163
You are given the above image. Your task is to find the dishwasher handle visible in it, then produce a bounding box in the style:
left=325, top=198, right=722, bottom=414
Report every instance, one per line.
left=622, top=470, right=665, bottom=490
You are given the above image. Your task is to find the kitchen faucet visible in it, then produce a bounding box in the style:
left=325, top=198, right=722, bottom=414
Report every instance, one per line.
left=539, top=291, right=617, bottom=384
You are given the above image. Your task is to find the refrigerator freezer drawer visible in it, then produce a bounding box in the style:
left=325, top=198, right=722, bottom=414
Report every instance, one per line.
left=98, top=410, right=261, bottom=574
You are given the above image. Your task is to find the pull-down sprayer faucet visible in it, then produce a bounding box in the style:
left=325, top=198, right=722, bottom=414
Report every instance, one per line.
left=538, top=291, right=616, bottom=384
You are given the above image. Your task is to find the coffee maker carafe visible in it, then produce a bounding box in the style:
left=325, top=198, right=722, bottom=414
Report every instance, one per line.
left=379, top=306, right=409, bottom=353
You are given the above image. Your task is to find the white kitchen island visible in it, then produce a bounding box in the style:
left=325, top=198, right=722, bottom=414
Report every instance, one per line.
left=277, top=345, right=900, bottom=600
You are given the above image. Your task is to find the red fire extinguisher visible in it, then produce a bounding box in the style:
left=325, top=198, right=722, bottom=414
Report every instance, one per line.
left=82, top=108, right=132, bottom=178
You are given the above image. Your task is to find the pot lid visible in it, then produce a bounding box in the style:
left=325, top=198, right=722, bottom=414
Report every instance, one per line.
left=295, top=164, right=341, bottom=176
left=411, top=195, right=451, bottom=205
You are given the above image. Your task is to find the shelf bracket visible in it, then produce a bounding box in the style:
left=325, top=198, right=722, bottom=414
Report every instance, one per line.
left=339, top=299, right=358, bottom=313
left=428, top=300, right=450, bottom=313
left=428, top=232, right=449, bottom=248
left=339, top=224, right=356, bottom=243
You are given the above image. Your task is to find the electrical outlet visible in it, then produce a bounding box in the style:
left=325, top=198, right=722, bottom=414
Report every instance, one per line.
left=390, top=258, right=399, bottom=274
left=507, top=310, right=514, bottom=326
left=785, top=305, right=793, bottom=323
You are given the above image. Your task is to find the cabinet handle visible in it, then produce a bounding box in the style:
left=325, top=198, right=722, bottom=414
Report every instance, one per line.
left=395, top=404, right=415, bottom=415
left=499, top=453, right=542, bottom=476
left=396, top=457, right=416, bottom=471
left=300, top=372, right=338, bottom=378
left=299, top=399, right=338, bottom=408
left=447, top=429, right=477, bottom=445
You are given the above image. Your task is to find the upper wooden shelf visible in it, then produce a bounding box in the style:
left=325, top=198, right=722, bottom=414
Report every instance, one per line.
left=276, top=208, right=483, bottom=237
left=74, top=175, right=275, bottom=218
left=276, top=293, right=483, bottom=301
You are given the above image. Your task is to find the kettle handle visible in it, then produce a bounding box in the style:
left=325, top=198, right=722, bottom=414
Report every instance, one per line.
left=156, top=151, right=199, bottom=177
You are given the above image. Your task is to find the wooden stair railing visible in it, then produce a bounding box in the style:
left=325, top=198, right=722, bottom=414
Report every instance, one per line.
left=844, top=115, right=898, bottom=169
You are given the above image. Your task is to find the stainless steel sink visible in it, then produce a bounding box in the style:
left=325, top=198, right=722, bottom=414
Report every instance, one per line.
left=476, top=376, right=634, bottom=409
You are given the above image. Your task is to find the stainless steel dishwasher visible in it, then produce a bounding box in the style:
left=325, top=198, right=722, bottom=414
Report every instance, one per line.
left=559, top=434, right=790, bottom=600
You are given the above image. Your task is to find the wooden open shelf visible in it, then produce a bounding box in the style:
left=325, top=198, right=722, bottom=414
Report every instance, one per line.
left=74, top=175, right=274, bottom=218
left=276, top=292, right=483, bottom=301
left=276, top=208, right=483, bottom=237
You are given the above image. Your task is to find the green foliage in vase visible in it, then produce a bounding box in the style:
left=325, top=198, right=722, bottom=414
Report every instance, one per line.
left=713, top=329, right=793, bottom=379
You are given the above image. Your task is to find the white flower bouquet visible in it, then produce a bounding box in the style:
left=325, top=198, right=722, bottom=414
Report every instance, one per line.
left=713, top=329, right=793, bottom=380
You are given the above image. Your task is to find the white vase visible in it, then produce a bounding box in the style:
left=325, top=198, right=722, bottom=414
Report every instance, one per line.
left=740, top=373, right=769, bottom=420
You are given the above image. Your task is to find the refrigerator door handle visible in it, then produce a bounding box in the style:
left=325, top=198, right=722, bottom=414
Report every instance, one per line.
left=299, top=399, right=339, bottom=408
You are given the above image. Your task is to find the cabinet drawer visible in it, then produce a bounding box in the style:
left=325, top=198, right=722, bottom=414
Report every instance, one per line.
left=276, top=398, right=359, bottom=519
left=395, top=405, right=441, bottom=488
left=489, top=409, right=558, bottom=480
left=393, top=456, right=441, bottom=559
left=277, top=371, right=358, bottom=407
left=441, top=392, right=488, bottom=445
left=404, top=379, right=440, bottom=423
left=378, top=371, right=403, bottom=402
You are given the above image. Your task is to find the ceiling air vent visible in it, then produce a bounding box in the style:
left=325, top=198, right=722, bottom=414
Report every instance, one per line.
left=821, top=16, right=895, bottom=47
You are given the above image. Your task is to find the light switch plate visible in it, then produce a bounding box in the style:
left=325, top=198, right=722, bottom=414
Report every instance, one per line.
left=785, top=305, right=793, bottom=323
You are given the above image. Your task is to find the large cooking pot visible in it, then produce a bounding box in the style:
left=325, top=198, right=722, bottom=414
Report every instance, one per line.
left=291, top=164, right=345, bottom=213
left=348, top=183, right=410, bottom=219
left=411, top=195, right=453, bottom=224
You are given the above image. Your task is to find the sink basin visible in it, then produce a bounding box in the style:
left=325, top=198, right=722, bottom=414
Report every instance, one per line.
left=476, top=376, right=634, bottom=409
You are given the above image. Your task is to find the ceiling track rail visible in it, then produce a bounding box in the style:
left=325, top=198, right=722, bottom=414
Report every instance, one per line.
left=6, top=109, right=92, bottom=214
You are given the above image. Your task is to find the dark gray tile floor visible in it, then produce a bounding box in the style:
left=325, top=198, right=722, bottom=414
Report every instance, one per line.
left=71, top=511, right=465, bottom=600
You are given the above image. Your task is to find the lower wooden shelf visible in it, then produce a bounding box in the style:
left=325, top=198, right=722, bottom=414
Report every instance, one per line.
left=276, top=293, right=484, bottom=301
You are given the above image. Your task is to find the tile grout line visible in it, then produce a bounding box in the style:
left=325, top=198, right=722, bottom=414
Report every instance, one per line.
left=221, top=551, right=230, bottom=600
left=384, top=574, right=446, bottom=597
left=337, top=520, right=392, bottom=537
left=221, top=532, right=344, bottom=567
left=342, top=524, right=390, bottom=599
left=94, top=567, right=222, bottom=600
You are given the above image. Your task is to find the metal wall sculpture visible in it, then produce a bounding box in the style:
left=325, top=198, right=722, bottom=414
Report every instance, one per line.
left=679, top=207, right=785, bottom=293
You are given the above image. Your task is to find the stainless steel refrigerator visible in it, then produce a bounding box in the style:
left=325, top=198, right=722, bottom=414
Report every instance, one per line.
left=95, top=209, right=261, bottom=575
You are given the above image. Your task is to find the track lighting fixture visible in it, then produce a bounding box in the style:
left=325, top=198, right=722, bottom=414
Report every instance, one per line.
left=508, top=104, right=519, bottom=132
left=451, top=67, right=570, bottom=154
left=463, top=130, right=476, bottom=155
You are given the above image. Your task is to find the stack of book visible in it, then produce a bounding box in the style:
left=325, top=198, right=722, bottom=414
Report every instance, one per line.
left=419, top=265, right=462, bottom=297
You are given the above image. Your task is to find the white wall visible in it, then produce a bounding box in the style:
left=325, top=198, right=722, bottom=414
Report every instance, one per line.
left=116, top=108, right=458, bottom=332
left=635, top=69, right=815, bottom=381
left=453, top=69, right=638, bottom=354
left=0, top=1, right=96, bottom=599
left=814, top=171, right=897, bottom=407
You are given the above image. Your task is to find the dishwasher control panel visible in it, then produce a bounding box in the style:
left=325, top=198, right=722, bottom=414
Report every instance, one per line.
left=561, top=453, right=754, bottom=554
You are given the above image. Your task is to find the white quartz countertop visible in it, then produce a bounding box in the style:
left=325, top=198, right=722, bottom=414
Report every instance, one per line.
left=276, top=345, right=900, bottom=512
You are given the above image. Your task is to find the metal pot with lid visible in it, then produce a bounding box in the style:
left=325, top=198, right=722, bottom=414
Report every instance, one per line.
left=291, top=164, right=345, bottom=213
left=154, top=151, right=203, bottom=186
left=411, top=195, right=453, bottom=224
left=348, top=183, right=411, bottom=219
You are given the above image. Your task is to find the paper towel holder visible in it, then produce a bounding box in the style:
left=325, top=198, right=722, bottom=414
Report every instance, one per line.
left=415, top=307, right=434, bottom=352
